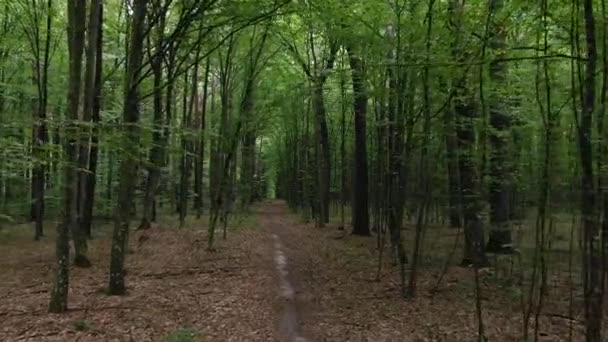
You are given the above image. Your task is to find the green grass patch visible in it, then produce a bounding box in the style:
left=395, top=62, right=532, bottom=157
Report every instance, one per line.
left=73, top=319, right=94, bottom=332
left=163, top=328, right=203, bottom=342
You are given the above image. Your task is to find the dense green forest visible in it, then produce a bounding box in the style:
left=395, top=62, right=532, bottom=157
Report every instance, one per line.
left=1, top=0, right=607, bottom=340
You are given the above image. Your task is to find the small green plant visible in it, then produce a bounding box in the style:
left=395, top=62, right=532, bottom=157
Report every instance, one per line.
left=73, top=320, right=93, bottom=332
left=163, top=328, right=201, bottom=342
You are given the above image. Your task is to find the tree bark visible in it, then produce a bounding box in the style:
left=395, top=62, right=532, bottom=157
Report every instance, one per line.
left=347, top=46, right=370, bottom=237
left=446, top=0, right=489, bottom=267
left=49, top=0, right=87, bottom=313
left=444, top=104, right=461, bottom=229
left=311, top=83, right=331, bottom=225
left=580, top=0, right=602, bottom=339
left=140, top=13, right=171, bottom=229
left=179, top=68, right=192, bottom=228
left=194, top=58, right=210, bottom=218
left=486, top=0, right=513, bottom=254
left=79, top=0, right=102, bottom=239
left=30, top=0, right=53, bottom=240
left=108, top=0, right=147, bottom=295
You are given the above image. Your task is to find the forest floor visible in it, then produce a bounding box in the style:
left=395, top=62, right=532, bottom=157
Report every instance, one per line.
left=0, top=201, right=591, bottom=341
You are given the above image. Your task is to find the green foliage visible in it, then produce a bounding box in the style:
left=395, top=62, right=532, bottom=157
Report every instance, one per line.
left=163, top=328, right=202, bottom=342
left=73, top=320, right=93, bottom=332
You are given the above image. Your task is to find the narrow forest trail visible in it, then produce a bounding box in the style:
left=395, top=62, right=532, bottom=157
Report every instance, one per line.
left=0, top=201, right=586, bottom=341
left=256, top=201, right=309, bottom=342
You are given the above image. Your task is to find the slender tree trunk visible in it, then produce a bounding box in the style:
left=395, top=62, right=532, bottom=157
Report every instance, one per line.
left=66, top=0, right=91, bottom=265
left=179, top=68, right=192, bottom=228
left=579, top=0, right=603, bottom=339
left=340, top=66, right=346, bottom=229
left=211, top=38, right=235, bottom=221
left=408, top=0, right=434, bottom=298
left=79, top=0, right=102, bottom=239
left=240, top=71, right=256, bottom=208
left=312, top=82, right=331, bottom=225
left=239, top=24, right=270, bottom=209
left=444, top=100, right=461, bottom=228
left=108, top=0, right=147, bottom=295
left=486, top=0, right=512, bottom=254
left=195, top=58, right=210, bottom=218
left=348, top=47, right=370, bottom=237
left=447, top=0, right=489, bottom=267
left=49, top=0, right=87, bottom=313
left=30, top=0, right=54, bottom=240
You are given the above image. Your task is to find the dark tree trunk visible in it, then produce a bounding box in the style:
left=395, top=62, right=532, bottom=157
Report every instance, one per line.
left=347, top=47, right=370, bottom=237
left=194, top=58, right=210, bottom=218
left=239, top=25, right=270, bottom=209
left=408, top=0, right=435, bottom=298
left=79, top=0, right=102, bottom=239
left=456, top=87, right=489, bottom=267
left=445, top=0, right=463, bottom=230
left=386, top=60, right=409, bottom=291
left=445, top=0, right=489, bottom=267
left=141, top=15, right=172, bottom=228
left=49, top=0, right=87, bottom=313
left=240, top=71, right=256, bottom=208
left=210, top=37, right=235, bottom=220
left=486, top=0, right=512, bottom=254
left=67, top=0, right=92, bottom=266
left=140, top=51, right=163, bottom=229
left=108, top=0, right=147, bottom=296
left=179, top=68, right=193, bottom=228
left=580, top=0, right=602, bottom=339
left=312, top=83, right=331, bottom=225
left=445, top=106, right=461, bottom=228
left=340, top=66, right=347, bottom=229
left=30, top=0, right=54, bottom=240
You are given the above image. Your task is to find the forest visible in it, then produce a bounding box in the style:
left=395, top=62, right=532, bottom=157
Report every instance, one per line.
left=0, top=0, right=607, bottom=341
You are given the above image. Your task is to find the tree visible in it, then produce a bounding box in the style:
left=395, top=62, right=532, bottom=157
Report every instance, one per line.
left=347, top=45, right=370, bottom=236
left=108, top=0, right=148, bottom=295
left=17, top=0, right=55, bottom=240
left=486, top=0, right=513, bottom=254
left=49, top=0, right=87, bottom=313
left=78, top=0, right=102, bottom=239
left=579, top=0, right=603, bottom=339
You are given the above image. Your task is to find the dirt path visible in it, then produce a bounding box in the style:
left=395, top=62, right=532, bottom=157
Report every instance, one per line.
left=256, top=201, right=309, bottom=342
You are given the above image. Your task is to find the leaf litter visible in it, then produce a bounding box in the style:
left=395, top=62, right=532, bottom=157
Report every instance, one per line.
left=0, top=202, right=596, bottom=341
left=0, top=219, right=278, bottom=342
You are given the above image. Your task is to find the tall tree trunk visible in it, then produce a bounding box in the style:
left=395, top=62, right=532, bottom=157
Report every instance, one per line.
left=447, top=0, right=489, bottom=267
left=312, top=82, right=331, bottom=225
left=340, top=64, right=347, bottom=229
left=210, top=40, right=234, bottom=220
left=49, top=0, right=87, bottom=313
left=408, top=0, right=435, bottom=298
left=179, top=68, right=192, bottom=228
left=486, top=0, right=512, bottom=254
left=195, top=58, right=210, bottom=218
left=579, top=0, right=602, bottom=339
left=348, top=46, right=370, bottom=237
left=240, top=72, right=256, bottom=209
left=31, top=0, right=53, bottom=240
left=79, top=0, right=102, bottom=239
left=108, top=0, right=147, bottom=295
left=66, top=0, right=91, bottom=266
left=444, top=100, right=461, bottom=229
left=240, top=24, right=270, bottom=209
